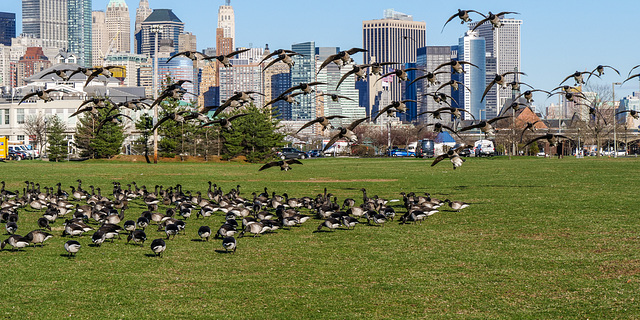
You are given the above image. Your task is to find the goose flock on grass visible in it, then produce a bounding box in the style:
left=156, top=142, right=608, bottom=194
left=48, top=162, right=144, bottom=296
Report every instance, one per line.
left=0, top=180, right=469, bottom=257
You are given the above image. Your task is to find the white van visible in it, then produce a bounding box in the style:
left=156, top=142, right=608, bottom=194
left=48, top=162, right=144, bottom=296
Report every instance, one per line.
left=407, top=142, right=417, bottom=155
left=474, top=140, right=495, bottom=157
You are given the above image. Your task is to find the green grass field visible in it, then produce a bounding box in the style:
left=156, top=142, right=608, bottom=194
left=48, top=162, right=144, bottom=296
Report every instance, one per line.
left=0, top=156, right=639, bottom=319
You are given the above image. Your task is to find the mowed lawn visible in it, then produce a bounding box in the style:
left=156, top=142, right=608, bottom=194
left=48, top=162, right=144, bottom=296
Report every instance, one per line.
left=0, top=156, right=639, bottom=319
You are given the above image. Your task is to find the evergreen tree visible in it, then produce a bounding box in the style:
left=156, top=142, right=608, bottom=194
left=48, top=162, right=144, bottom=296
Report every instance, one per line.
left=75, top=106, right=126, bottom=159
left=46, top=115, right=68, bottom=162
left=220, top=104, right=285, bottom=162
left=134, top=113, right=153, bottom=163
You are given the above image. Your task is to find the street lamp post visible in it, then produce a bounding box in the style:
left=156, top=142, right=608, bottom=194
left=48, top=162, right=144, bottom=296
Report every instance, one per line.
left=612, top=82, right=622, bottom=158
left=151, top=25, right=163, bottom=164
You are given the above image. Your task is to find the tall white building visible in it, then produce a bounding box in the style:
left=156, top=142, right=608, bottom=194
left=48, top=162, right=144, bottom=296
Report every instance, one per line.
left=469, top=18, right=522, bottom=118
left=217, top=1, right=235, bottom=49
left=458, top=31, right=486, bottom=120
left=22, top=0, right=69, bottom=50
left=91, top=10, right=108, bottom=66
left=134, top=0, right=152, bottom=53
left=106, top=0, right=131, bottom=53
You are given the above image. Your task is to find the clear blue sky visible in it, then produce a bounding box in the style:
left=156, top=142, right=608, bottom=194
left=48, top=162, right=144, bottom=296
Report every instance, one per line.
left=4, top=0, right=640, bottom=111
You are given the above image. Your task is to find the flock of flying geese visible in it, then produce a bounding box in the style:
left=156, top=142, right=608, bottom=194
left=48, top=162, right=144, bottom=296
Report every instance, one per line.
left=17, top=8, right=640, bottom=171
left=0, top=180, right=469, bottom=257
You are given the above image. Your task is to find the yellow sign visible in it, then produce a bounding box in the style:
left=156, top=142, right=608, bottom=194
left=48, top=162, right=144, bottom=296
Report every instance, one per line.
left=0, top=137, right=7, bottom=160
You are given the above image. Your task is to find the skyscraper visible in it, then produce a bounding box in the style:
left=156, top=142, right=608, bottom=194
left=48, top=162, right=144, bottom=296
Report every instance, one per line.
left=469, top=18, right=522, bottom=118
left=22, top=0, right=68, bottom=49
left=0, top=12, right=16, bottom=46
left=106, top=0, right=130, bottom=53
left=139, top=9, right=184, bottom=58
left=68, top=0, right=92, bottom=67
left=458, top=31, right=486, bottom=120
left=416, top=46, right=453, bottom=124
left=217, top=1, right=235, bottom=50
left=362, top=9, right=426, bottom=120
left=290, top=41, right=316, bottom=121
left=134, top=0, right=152, bottom=54
left=91, top=10, right=108, bottom=66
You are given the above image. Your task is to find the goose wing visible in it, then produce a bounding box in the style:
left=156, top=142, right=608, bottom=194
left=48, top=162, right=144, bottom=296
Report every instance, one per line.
left=259, top=161, right=281, bottom=171
left=347, top=117, right=369, bottom=131
left=226, top=48, right=250, bottom=58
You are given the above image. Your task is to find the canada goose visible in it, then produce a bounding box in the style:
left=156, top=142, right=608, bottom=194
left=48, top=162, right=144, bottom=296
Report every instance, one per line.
left=262, top=51, right=302, bottom=71
left=18, top=89, right=62, bottom=104
left=259, top=159, right=303, bottom=172
left=524, top=134, right=572, bottom=148
left=24, top=230, right=53, bottom=247
left=441, top=9, right=486, bottom=31
left=216, top=223, right=237, bottom=239
left=167, top=51, right=209, bottom=63
left=199, top=113, right=249, bottom=131
left=194, top=225, right=211, bottom=241
left=317, top=48, right=367, bottom=75
left=434, top=60, right=479, bottom=74
left=471, top=11, right=519, bottom=31
left=222, top=236, right=237, bottom=253
left=123, top=220, right=136, bottom=233
left=369, top=213, right=387, bottom=227
left=136, top=216, right=149, bottom=231
left=317, top=218, right=340, bottom=231
left=373, top=100, right=415, bottom=122
left=203, top=48, right=251, bottom=67
left=459, top=116, right=510, bottom=137
left=559, top=71, right=595, bottom=86
left=280, top=82, right=326, bottom=97
left=481, top=71, right=527, bottom=102
left=91, top=230, right=106, bottom=246
left=512, top=89, right=551, bottom=105
left=40, top=68, right=73, bottom=81
left=239, top=222, right=265, bottom=238
left=37, top=217, right=51, bottom=231
left=323, top=117, right=369, bottom=152
left=64, top=240, right=81, bottom=257
left=82, top=66, right=124, bottom=87
left=63, top=223, right=87, bottom=237
left=375, top=68, right=424, bottom=84
left=296, top=115, right=348, bottom=134
left=436, top=80, right=472, bottom=93
left=431, top=145, right=471, bottom=170
left=408, top=70, right=449, bottom=87
left=586, top=65, right=620, bottom=82
left=165, top=224, right=180, bottom=240
left=519, top=121, right=543, bottom=142
left=264, top=92, right=303, bottom=107
left=150, top=238, right=166, bottom=257
left=334, top=64, right=371, bottom=89
left=127, top=230, right=147, bottom=246
left=444, top=199, right=470, bottom=212
left=2, top=235, right=30, bottom=251
left=616, top=109, right=639, bottom=120
left=341, top=216, right=359, bottom=230
left=6, top=222, right=17, bottom=235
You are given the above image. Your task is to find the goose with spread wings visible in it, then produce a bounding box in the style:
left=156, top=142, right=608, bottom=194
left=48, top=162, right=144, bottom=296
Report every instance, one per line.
left=436, top=80, right=471, bottom=93
left=264, top=92, right=303, bottom=108
left=280, top=82, right=325, bottom=96
left=431, top=145, right=472, bottom=170
left=524, top=134, right=572, bottom=148
left=83, top=66, right=124, bottom=87
left=519, top=121, right=543, bottom=142
left=204, top=48, right=251, bottom=67
left=512, top=89, right=551, bottom=104
left=262, top=52, right=303, bottom=72
left=296, top=115, right=348, bottom=134
left=40, top=68, right=73, bottom=81
left=375, top=68, right=423, bottom=83
left=167, top=51, right=209, bottom=63
left=373, top=100, right=415, bottom=122
left=481, top=71, right=526, bottom=102
left=200, top=113, right=249, bottom=131
left=559, top=71, right=596, bottom=86
left=616, top=109, right=639, bottom=119
left=323, top=117, right=368, bottom=152
left=458, top=116, right=510, bottom=136
left=408, top=70, right=449, bottom=87
left=316, top=48, right=367, bottom=74
left=369, top=62, right=400, bottom=76
left=259, top=159, right=303, bottom=172
left=586, top=65, right=620, bottom=82
left=318, top=93, right=355, bottom=103
left=434, top=60, right=479, bottom=74
left=424, top=92, right=457, bottom=107
left=95, top=113, right=133, bottom=135
left=441, top=9, right=486, bottom=32
left=335, top=64, right=370, bottom=89
left=18, top=89, right=62, bottom=105
left=471, top=11, right=519, bottom=31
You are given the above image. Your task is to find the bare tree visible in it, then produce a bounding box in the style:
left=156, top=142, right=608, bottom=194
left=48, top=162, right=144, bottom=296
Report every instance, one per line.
left=583, top=84, right=616, bottom=157
left=23, top=113, right=47, bottom=156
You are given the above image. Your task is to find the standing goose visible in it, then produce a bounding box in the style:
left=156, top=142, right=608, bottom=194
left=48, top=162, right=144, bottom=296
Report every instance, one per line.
left=341, top=216, right=359, bottom=230
left=37, top=217, right=51, bottom=231
left=136, top=216, right=150, bottom=231
left=150, top=238, right=166, bottom=257
left=198, top=226, right=212, bottom=241
left=64, top=240, right=81, bottom=257
left=6, top=221, right=18, bottom=235
left=444, top=199, right=470, bottom=212
left=123, top=220, right=136, bottom=233
left=222, top=236, right=237, bottom=253
left=165, top=224, right=180, bottom=240
left=91, top=230, right=106, bottom=246
left=127, top=230, right=147, bottom=246
left=317, top=218, right=341, bottom=231
left=2, top=235, right=30, bottom=251
left=24, top=230, right=53, bottom=247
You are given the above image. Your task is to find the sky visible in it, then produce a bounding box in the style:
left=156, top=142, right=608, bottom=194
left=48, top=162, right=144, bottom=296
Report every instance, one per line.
left=4, top=0, right=640, bottom=112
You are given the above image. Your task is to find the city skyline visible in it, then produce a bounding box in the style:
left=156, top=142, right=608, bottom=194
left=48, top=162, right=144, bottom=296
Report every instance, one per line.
left=4, top=0, right=640, bottom=110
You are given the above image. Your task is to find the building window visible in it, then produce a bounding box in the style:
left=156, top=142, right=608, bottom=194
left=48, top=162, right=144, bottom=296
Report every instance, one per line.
left=17, top=135, right=24, bottom=141
left=2, top=109, right=8, bottom=125
left=17, top=109, right=24, bottom=124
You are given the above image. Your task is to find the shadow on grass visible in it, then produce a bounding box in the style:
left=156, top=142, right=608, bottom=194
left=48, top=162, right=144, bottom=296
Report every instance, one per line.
left=190, top=239, right=207, bottom=242
left=145, top=253, right=161, bottom=258
left=214, top=249, right=235, bottom=254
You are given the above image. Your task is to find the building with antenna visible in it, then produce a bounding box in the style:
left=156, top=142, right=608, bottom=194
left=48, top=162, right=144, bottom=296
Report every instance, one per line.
left=217, top=0, right=235, bottom=50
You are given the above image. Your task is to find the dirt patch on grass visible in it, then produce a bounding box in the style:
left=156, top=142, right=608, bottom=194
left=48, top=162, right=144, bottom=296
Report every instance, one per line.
left=599, top=259, right=640, bottom=279
left=110, top=155, right=246, bottom=163
left=281, top=178, right=398, bottom=183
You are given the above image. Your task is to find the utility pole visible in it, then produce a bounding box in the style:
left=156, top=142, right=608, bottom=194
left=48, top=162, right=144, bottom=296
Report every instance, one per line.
left=612, top=82, right=622, bottom=158
left=151, top=25, right=163, bottom=164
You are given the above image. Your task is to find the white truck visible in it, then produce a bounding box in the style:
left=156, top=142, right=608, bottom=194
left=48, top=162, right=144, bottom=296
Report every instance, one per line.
left=474, top=140, right=495, bottom=157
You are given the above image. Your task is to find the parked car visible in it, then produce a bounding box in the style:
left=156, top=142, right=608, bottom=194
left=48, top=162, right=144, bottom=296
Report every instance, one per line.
left=415, top=139, right=435, bottom=158
left=277, top=147, right=308, bottom=160
left=8, top=149, right=27, bottom=161
left=389, top=149, right=410, bottom=157
left=307, top=149, right=324, bottom=158
left=474, top=140, right=495, bottom=157
left=458, top=147, right=472, bottom=157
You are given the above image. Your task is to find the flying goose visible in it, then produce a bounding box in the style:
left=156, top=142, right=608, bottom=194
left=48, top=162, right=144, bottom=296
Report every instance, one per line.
left=459, top=116, right=510, bottom=136
left=204, top=48, right=251, bottom=67
left=335, top=64, right=370, bottom=89
left=258, top=159, right=303, bottom=172
left=524, top=134, right=572, bottom=148
left=586, top=65, right=620, bottom=82
left=199, top=113, right=249, bottom=131
left=296, top=115, right=347, bottom=134
left=319, top=93, right=356, bottom=103
left=431, top=145, right=471, bottom=170
left=616, top=110, right=639, bottom=119
left=471, top=11, right=519, bottom=31
left=323, top=117, right=369, bottom=152
left=83, top=66, right=124, bottom=87
left=373, top=100, right=416, bottom=122
left=18, top=89, right=61, bottom=105
left=167, top=51, right=209, bottom=63
left=519, top=121, right=543, bottom=142
left=481, top=71, right=527, bottom=102
left=559, top=71, right=595, bottom=86
left=317, top=48, right=367, bottom=74
left=369, top=62, right=400, bottom=76
left=408, top=70, right=449, bottom=87
left=436, top=80, right=472, bottom=93
left=264, top=92, right=303, bottom=107
left=434, top=60, right=479, bottom=74
left=262, top=52, right=302, bottom=71
left=280, top=82, right=325, bottom=96
left=375, top=68, right=423, bottom=83
left=512, top=89, right=551, bottom=104
left=441, top=9, right=486, bottom=32
left=40, top=68, right=73, bottom=81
